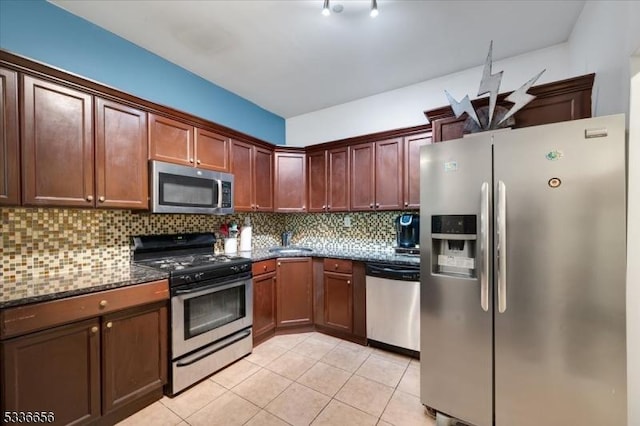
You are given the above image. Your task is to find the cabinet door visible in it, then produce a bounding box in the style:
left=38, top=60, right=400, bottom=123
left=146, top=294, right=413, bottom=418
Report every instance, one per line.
left=254, top=146, right=274, bottom=211
left=95, top=98, right=148, bottom=209
left=148, top=114, right=194, bottom=166
left=274, top=151, right=306, bottom=212
left=375, top=138, right=403, bottom=210
left=276, top=258, right=313, bottom=327
left=195, top=128, right=229, bottom=171
left=253, top=272, right=277, bottom=341
left=350, top=142, right=375, bottom=211
left=102, top=302, right=167, bottom=415
left=323, top=271, right=353, bottom=333
left=403, top=132, right=432, bottom=209
left=307, top=150, right=327, bottom=212
left=21, top=75, right=94, bottom=207
left=231, top=139, right=254, bottom=211
left=0, top=67, right=19, bottom=206
left=327, top=146, right=349, bottom=212
left=1, top=319, right=101, bottom=425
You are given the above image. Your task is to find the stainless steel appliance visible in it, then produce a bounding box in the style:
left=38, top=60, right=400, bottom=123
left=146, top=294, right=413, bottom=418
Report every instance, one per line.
left=150, top=160, right=234, bottom=214
left=395, top=213, right=420, bottom=255
left=420, top=115, right=627, bottom=426
left=133, top=233, right=252, bottom=395
left=366, top=262, right=420, bottom=355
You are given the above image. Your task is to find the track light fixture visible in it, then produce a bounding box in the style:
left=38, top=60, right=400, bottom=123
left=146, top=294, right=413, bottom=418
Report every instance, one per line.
left=322, top=0, right=330, bottom=16
left=321, top=0, right=379, bottom=17
left=370, top=0, right=379, bottom=17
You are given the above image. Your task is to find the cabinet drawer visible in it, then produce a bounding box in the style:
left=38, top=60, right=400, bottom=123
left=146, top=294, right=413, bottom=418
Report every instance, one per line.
left=323, top=258, right=353, bottom=274
left=0, top=280, right=169, bottom=339
left=253, top=259, right=277, bottom=276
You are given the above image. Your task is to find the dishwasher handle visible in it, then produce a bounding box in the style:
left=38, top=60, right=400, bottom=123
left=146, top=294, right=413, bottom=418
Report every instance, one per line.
left=365, top=263, right=420, bottom=281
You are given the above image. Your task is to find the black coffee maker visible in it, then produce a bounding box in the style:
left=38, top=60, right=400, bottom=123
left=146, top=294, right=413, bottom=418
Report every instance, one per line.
left=396, top=213, right=420, bottom=248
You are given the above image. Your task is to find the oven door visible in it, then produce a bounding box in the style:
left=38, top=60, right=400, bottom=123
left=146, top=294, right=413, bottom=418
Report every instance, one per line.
left=171, top=274, right=252, bottom=358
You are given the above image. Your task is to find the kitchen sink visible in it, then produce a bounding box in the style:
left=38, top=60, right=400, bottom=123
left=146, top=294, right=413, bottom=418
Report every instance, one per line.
left=268, top=246, right=313, bottom=254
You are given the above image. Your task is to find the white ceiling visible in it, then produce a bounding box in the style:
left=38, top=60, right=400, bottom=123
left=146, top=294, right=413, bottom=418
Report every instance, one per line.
left=50, top=0, right=585, bottom=118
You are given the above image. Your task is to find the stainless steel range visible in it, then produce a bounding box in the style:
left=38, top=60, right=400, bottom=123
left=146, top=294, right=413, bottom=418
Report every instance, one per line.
left=133, top=233, right=252, bottom=395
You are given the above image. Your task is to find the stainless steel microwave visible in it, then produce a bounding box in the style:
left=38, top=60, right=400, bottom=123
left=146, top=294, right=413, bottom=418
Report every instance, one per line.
left=150, top=160, right=234, bottom=214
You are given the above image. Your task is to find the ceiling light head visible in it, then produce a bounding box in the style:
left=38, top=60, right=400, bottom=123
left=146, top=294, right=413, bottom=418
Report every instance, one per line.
left=322, top=0, right=330, bottom=16
left=370, top=0, right=379, bottom=17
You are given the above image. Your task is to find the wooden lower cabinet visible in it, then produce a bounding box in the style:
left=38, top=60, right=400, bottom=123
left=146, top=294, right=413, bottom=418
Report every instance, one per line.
left=252, top=260, right=277, bottom=344
left=323, top=271, right=353, bottom=333
left=0, top=301, right=168, bottom=425
left=276, top=257, right=313, bottom=328
left=1, top=318, right=101, bottom=425
left=102, top=302, right=167, bottom=420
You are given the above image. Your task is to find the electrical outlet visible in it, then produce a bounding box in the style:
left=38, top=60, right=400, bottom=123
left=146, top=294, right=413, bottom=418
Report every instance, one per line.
left=343, top=215, right=352, bottom=227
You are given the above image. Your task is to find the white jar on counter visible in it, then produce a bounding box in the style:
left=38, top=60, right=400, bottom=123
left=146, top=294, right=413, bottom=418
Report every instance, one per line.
left=224, top=237, right=238, bottom=254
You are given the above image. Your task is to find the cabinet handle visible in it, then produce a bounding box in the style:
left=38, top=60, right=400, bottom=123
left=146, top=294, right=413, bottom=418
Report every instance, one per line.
left=327, top=205, right=331, bottom=210
left=197, top=159, right=201, bottom=164
left=98, top=196, right=105, bottom=202
left=256, top=205, right=260, bottom=208
left=189, top=158, right=194, bottom=163
left=334, top=263, right=339, bottom=269
left=263, top=265, right=267, bottom=271
left=376, top=203, right=380, bottom=208
left=347, top=280, right=351, bottom=285
left=91, top=326, right=99, bottom=334
left=278, top=262, right=281, bottom=266
left=404, top=202, right=409, bottom=207
left=322, top=205, right=326, bottom=209
left=106, top=322, right=113, bottom=329
left=99, top=300, right=108, bottom=308
left=369, top=203, right=374, bottom=208
left=86, top=195, right=93, bottom=202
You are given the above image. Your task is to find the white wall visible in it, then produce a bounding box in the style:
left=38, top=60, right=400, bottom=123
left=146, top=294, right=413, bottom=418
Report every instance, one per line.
left=286, top=43, right=572, bottom=146
left=627, top=53, right=639, bottom=426
left=568, top=1, right=640, bottom=122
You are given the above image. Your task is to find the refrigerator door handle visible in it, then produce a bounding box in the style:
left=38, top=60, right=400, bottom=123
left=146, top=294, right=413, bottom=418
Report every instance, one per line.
left=480, top=182, right=489, bottom=312
left=497, top=180, right=507, bottom=313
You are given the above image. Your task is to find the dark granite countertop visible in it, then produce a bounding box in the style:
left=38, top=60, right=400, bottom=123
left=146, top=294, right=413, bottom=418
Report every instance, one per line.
left=0, top=264, right=169, bottom=309
left=239, top=246, right=420, bottom=266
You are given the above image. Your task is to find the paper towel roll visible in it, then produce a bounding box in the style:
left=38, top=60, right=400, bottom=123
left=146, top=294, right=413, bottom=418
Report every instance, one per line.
left=239, top=226, right=252, bottom=252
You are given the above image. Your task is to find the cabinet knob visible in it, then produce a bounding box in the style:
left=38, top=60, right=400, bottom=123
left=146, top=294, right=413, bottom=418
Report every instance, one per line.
left=189, top=158, right=194, bottom=163
left=256, top=205, right=260, bottom=208
left=86, top=195, right=94, bottom=202
left=322, top=205, right=326, bottom=209
left=347, top=280, right=351, bottom=285
left=98, top=196, right=105, bottom=202
left=327, top=205, right=331, bottom=210
left=278, top=262, right=281, bottom=266
left=197, top=159, right=201, bottom=164
left=99, top=300, right=108, bottom=308
left=334, top=263, right=339, bottom=269
left=376, top=203, right=380, bottom=208
left=404, top=202, right=409, bottom=207
left=106, top=322, right=113, bottom=329
left=90, top=326, right=99, bottom=334
left=369, top=203, right=374, bottom=208
left=263, top=265, right=267, bottom=270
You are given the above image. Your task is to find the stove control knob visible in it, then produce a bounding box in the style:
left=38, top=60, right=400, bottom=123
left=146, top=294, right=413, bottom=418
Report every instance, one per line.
left=182, top=275, right=193, bottom=283
left=195, top=272, right=204, bottom=280
left=231, top=266, right=239, bottom=272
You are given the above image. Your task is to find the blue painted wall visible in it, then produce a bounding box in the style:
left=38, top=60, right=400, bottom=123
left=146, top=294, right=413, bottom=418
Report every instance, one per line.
left=0, top=0, right=285, bottom=145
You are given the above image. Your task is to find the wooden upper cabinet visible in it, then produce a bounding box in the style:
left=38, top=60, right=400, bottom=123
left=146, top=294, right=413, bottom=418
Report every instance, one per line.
left=196, top=128, right=229, bottom=171
left=307, top=150, right=327, bottom=212
left=231, top=140, right=254, bottom=211
left=350, top=142, right=375, bottom=211
left=95, top=98, right=148, bottom=209
left=374, top=138, right=403, bottom=210
left=21, top=75, right=94, bottom=207
left=231, top=140, right=273, bottom=212
left=253, top=146, right=273, bottom=212
left=274, top=151, right=306, bottom=212
left=426, top=74, right=594, bottom=142
left=327, top=147, right=349, bottom=212
left=0, top=67, right=19, bottom=206
left=403, top=132, right=432, bottom=209
left=148, top=114, right=193, bottom=166
left=2, top=318, right=102, bottom=425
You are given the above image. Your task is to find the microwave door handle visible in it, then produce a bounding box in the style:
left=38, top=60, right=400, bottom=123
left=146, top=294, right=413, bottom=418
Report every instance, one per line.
left=217, top=179, right=223, bottom=209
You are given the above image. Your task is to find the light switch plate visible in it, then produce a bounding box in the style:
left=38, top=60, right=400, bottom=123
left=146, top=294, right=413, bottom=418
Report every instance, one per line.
left=343, top=216, right=352, bottom=227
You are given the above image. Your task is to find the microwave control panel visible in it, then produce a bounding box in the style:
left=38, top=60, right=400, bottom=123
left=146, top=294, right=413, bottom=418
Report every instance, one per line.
left=221, top=181, right=232, bottom=208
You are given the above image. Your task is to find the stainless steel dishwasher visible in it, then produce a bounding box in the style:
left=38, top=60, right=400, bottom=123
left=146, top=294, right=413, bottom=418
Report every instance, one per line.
left=365, top=262, right=420, bottom=354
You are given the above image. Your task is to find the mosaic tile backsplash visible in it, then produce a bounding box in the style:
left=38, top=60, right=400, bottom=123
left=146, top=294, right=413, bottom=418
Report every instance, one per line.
left=1, top=208, right=404, bottom=284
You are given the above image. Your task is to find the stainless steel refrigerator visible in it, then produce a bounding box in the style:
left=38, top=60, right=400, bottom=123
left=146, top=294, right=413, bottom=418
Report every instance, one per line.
left=419, top=114, right=627, bottom=426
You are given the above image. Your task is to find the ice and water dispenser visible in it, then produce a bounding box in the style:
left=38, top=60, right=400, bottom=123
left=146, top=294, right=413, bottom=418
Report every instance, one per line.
left=431, top=215, right=477, bottom=278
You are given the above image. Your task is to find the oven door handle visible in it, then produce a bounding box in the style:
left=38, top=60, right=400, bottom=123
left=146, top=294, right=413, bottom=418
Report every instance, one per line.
left=173, top=273, right=251, bottom=296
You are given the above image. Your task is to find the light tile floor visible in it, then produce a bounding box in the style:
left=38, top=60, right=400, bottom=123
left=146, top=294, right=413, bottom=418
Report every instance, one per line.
left=117, top=332, right=436, bottom=426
